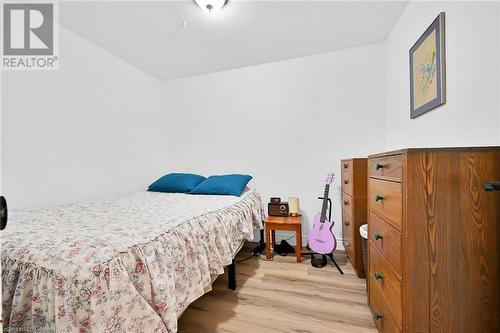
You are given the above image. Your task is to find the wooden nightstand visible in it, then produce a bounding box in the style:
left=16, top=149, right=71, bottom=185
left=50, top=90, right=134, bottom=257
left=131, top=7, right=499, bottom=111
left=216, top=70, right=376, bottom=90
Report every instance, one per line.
left=265, top=215, right=302, bottom=263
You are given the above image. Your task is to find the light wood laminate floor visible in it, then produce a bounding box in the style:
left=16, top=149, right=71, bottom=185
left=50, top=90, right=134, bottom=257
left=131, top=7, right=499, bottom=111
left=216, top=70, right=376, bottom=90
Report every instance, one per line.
left=178, top=243, right=377, bottom=333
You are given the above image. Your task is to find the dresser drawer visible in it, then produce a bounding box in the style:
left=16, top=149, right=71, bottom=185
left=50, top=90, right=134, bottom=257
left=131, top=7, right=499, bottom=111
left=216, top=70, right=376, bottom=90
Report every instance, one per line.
left=369, top=212, right=401, bottom=278
left=342, top=199, right=352, bottom=229
left=342, top=192, right=353, bottom=215
left=344, top=232, right=354, bottom=262
left=369, top=178, right=402, bottom=229
left=342, top=194, right=355, bottom=255
left=369, top=154, right=402, bottom=182
left=341, top=171, right=353, bottom=196
left=369, top=245, right=402, bottom=326
left=341, top=159, right=353, bottom=173
left=342, top=203, right=353, bottom=232
left=342, top=218, right=354, bottom=257
left=369, top=278, right=402, bottom=333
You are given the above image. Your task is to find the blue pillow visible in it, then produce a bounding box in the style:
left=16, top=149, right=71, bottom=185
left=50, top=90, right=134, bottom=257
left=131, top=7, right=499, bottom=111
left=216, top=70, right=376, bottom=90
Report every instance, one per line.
left=148, top=173, right=206, bottom=193
left=189, top=174, right=253, bottom=196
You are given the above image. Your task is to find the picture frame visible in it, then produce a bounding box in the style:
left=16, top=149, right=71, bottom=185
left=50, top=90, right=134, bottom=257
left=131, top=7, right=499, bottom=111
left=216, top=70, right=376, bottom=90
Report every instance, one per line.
left=409, top=12, right=446, bottom=119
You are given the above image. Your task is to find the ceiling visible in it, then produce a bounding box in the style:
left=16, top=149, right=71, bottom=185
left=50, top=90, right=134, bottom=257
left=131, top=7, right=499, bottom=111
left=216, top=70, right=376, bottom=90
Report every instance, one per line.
left=60, top=1, right=407, bottom=81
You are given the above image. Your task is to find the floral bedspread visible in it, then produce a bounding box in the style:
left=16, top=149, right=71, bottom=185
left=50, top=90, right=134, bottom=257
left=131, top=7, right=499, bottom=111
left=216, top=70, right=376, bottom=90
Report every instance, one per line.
left=1, top=190, right=264, bottom=332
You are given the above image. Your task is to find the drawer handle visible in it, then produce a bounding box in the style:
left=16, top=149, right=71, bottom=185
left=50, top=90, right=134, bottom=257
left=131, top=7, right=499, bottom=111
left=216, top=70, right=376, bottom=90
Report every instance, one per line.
left=344, top=179, right=349, bottom=185
left=374, top=195, right=384, bottom=202
left=374, top=233, right=383, bottom=240
left=373, top=312, right=383, bottom=320
left=374, top=272, right=384, bottom=280
left=375, top=163, right=384, bottom=170
left=484, top=181, right=500, bottom=191
left=343, top=163, right=349, bottom=169
left=344, top=200, right=349, bottom=205
left=345, top=221, right=350, bottom=226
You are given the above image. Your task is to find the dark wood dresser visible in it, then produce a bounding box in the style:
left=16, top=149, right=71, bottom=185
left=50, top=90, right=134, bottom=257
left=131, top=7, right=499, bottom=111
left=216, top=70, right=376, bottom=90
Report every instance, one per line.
left=367, top=147, right=500, bottom=333
left=341, top=158, right=367, bottom=278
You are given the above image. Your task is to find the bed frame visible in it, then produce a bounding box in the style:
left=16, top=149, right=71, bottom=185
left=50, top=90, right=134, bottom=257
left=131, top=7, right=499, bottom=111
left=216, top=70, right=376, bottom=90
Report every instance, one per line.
left=227, top=259, right=237, bottom=290
left=227, top=226, right=265, bottom=291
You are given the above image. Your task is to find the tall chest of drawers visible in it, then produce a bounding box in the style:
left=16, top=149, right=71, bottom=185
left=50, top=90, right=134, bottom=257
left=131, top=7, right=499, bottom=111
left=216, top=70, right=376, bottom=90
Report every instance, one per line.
left=367, top=147, right=500, bottom=333
left=341, top=158, right=367, bottom=278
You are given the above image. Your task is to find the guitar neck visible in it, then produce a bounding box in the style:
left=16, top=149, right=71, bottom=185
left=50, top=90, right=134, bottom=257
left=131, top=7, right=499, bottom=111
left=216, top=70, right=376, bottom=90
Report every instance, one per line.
left=320, top=184, right=330, bottom=222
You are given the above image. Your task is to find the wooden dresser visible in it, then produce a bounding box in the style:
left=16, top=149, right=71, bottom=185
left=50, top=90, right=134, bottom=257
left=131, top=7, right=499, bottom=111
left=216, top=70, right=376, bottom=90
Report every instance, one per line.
left=341, top=158, right=367, bottom=278
left=367, top=147, right=499, bottom=333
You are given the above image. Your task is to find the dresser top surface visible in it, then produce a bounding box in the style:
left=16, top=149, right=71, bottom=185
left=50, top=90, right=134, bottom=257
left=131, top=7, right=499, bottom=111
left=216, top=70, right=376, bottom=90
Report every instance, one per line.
left=340, top=158, right=367, bottom=162
left=368, top=146, right=500, bottom=158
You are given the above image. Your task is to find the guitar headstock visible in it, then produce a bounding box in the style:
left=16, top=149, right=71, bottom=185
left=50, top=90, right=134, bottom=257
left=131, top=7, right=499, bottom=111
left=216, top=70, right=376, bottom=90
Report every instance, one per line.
left=325, top=172, right=335, bottom=185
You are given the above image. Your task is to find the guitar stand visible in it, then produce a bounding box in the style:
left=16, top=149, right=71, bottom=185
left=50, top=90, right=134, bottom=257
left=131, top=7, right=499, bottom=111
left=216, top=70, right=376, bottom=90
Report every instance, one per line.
left=302, top=249, right=344, bottom=274
left=302, top=197, right=344, bottom=275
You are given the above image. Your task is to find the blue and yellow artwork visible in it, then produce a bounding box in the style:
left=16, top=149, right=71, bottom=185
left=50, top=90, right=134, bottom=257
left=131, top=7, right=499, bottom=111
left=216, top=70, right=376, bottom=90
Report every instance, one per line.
left=409, top=13, right=446, bottom=118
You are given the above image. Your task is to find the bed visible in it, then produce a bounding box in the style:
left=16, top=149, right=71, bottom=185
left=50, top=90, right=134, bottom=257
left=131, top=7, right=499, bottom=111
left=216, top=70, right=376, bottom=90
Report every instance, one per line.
left=1, top=189, right=264, bottom=332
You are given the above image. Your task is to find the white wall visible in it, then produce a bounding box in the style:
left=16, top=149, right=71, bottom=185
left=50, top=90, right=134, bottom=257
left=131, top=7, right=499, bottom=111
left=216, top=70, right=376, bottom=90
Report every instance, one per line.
left=385, top=1, right=500, bottom=149
left=161, top=44, right=386, bottom=246
left=1, top=26, right=165, bottom=209
left=0, top=70, right=3, bottom=195
left=4, top=1, right=499, bottom=247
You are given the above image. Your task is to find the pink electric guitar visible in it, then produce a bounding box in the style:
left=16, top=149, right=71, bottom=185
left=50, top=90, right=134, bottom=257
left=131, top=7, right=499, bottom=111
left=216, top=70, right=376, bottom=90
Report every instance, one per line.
left=307, top=172, right=337, bottom=254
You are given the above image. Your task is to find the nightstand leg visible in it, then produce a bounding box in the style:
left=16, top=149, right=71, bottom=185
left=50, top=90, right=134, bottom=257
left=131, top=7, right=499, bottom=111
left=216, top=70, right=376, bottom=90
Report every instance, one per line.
left=266, top=225, right=272, bottom=259
left=296, top=225, right=302, bottom=263
left=271, top=230, right=276, bottom=249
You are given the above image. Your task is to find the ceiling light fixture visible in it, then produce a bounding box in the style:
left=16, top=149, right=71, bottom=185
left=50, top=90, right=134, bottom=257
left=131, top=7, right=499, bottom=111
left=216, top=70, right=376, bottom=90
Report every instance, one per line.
left=194, top=0, right=229, bottom=14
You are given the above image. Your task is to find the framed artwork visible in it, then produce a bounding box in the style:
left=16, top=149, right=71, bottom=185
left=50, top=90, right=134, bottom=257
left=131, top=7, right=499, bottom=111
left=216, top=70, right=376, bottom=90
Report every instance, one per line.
left=409, top=12, right=446, bottom=119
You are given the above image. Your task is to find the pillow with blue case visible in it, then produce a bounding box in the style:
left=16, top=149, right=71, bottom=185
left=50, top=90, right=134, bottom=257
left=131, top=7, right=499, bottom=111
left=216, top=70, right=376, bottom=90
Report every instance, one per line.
left=148, top=173, right=206, bottom=193
left=189, top=174, right=253, bottom=196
